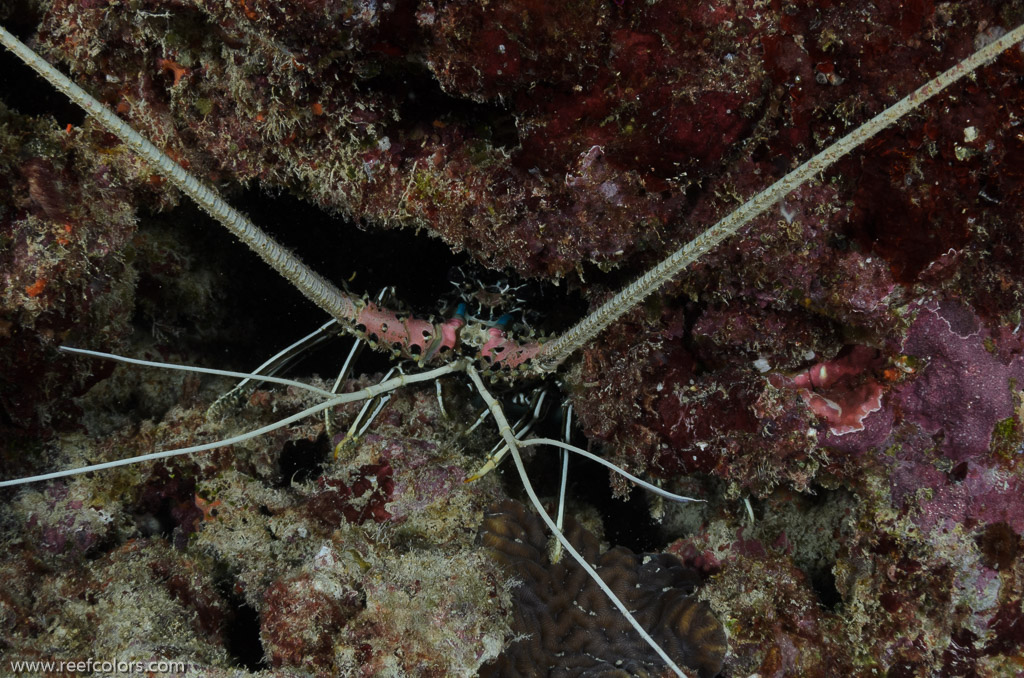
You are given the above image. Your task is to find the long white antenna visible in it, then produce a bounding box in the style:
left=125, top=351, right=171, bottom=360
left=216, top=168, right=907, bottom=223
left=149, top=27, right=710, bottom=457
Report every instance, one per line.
left=0, top=361, right=460, bottom=487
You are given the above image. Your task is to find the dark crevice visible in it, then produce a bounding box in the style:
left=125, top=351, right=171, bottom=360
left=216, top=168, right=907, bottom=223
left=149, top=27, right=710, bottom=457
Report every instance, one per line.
left=224, top=598, right=264, bottom=671
left=130, top=467, right=202, bottom=549
left=0, top=16, right=86, bottom=126
left=130, top=184, right=585, bottom=384
left=365, top=65, right=520, bottom=150
left=519, top=414, right=665, bottom=555
left=595, top=484, right=664, bottom=554
left=277, top=437, right=330, bottom=487
left=129, top=194, right=463, bottom=376
left=809, top=565, right=841, bottom=609
left=240, top=188, right=465, bottom=314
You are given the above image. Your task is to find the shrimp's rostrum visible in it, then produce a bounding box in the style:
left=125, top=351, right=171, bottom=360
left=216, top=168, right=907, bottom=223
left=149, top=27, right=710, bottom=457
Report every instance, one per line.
left=3, top=1, right=1024, bottom=676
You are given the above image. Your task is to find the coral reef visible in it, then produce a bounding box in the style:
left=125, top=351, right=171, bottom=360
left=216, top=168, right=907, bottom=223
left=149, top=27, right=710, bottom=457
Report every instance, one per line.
left=2, top=0, right=1024, bottom=675
left=0, top=538, right=233, bottom=671
left=0, top=100, right=138, bottom=435
left=1, top=376, right=514, bottom=676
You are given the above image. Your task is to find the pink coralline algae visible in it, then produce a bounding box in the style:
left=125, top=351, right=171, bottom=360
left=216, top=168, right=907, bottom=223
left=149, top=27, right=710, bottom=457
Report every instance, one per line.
left=17, top=481, right=123, bottom=558
left=645, top=299, right=1024, bottom=674
left=895, top=302, right=1024, bottom=462
left=771, top=345, right=887, bottom=437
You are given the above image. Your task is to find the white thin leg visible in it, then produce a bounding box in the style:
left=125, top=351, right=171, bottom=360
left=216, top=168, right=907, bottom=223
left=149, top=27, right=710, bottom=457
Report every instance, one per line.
left=435, top=380, right=447, bottom=419
left=229, top=319, right=340, bottom=391
left=466, top=408, right=492, bottom=434
left=343, top=368, right=397, bottom=440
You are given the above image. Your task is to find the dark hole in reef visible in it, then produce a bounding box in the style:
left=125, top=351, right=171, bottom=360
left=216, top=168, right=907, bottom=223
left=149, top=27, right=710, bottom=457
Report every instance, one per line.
left=150, top=498, right=181, bottom=540
left=132, top=494, right=200, bottom=551
left=801, top=485, right=833, bottom=507
left=277, top=437, right=329, bottom=488
left=364, top=65, right=520, bottom=150
left=0, top=9, right=86, bottom=126
left=224, top=598, right=264, bottom=671
left=596, top=483, right=665, bottom=554
left=742, top=495, right=764, bottom=521
left=232, top=188, right=465, bottom=319
left=808, top=564, right=841, bottom=609
left=826, top=231, right=855, bottom=252
left=976, top=522, right=1021, bottom=571
left=949, top=460, right=969, bottom=482
left=129, top=193, right=461, bottom=378
left=105, top=388, right=167, bottom=429
left=517, top=408, right=664, bottom=554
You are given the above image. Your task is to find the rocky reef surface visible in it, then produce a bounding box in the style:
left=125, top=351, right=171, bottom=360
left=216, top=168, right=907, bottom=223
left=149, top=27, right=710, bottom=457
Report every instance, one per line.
left=2, top=0, right=1024, bottom=675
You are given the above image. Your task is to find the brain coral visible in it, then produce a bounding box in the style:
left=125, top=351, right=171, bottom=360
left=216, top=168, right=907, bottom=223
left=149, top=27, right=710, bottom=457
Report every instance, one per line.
left=480, top=501, right=726, bottom=678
